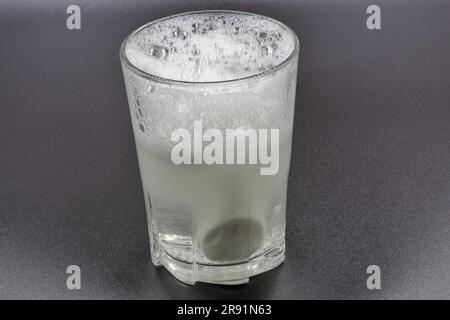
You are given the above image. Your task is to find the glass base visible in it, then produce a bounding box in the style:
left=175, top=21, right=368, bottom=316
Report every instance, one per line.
left=149, top=234, right=285, bottom=285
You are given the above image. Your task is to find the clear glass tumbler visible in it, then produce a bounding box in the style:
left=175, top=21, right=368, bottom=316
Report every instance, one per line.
left=120, top=10, right=299, bottom=285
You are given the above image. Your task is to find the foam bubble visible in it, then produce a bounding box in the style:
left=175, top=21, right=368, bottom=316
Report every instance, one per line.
left=124, top=12, right=296, bottom=82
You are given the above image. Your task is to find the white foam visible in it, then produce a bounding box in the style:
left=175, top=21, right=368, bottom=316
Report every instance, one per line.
left=124, top=12, right=295, bottom=82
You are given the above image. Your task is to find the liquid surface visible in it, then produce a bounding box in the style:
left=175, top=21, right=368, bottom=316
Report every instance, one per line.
left=124, top=11, right=296, bottom=82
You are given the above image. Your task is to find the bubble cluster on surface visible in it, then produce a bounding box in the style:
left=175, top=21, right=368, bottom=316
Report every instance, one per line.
left=124, top=12, right=296, bottom=82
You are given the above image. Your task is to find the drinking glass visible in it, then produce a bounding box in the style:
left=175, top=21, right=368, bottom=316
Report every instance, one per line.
left=120, top=10, right=299, bottom=285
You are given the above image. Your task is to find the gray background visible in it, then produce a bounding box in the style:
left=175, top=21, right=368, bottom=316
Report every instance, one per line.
left=1, top=0, right=450, bottom=299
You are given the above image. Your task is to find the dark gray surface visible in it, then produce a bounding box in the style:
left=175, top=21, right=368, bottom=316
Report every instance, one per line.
left=1, top=0, right=450, bottom=299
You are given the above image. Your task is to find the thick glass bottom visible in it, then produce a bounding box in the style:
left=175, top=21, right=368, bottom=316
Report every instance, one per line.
left=149, top=230, right=285, bottom=285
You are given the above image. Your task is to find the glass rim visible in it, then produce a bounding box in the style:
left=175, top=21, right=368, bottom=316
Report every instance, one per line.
left=119, top=10, right=300, bottom=86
